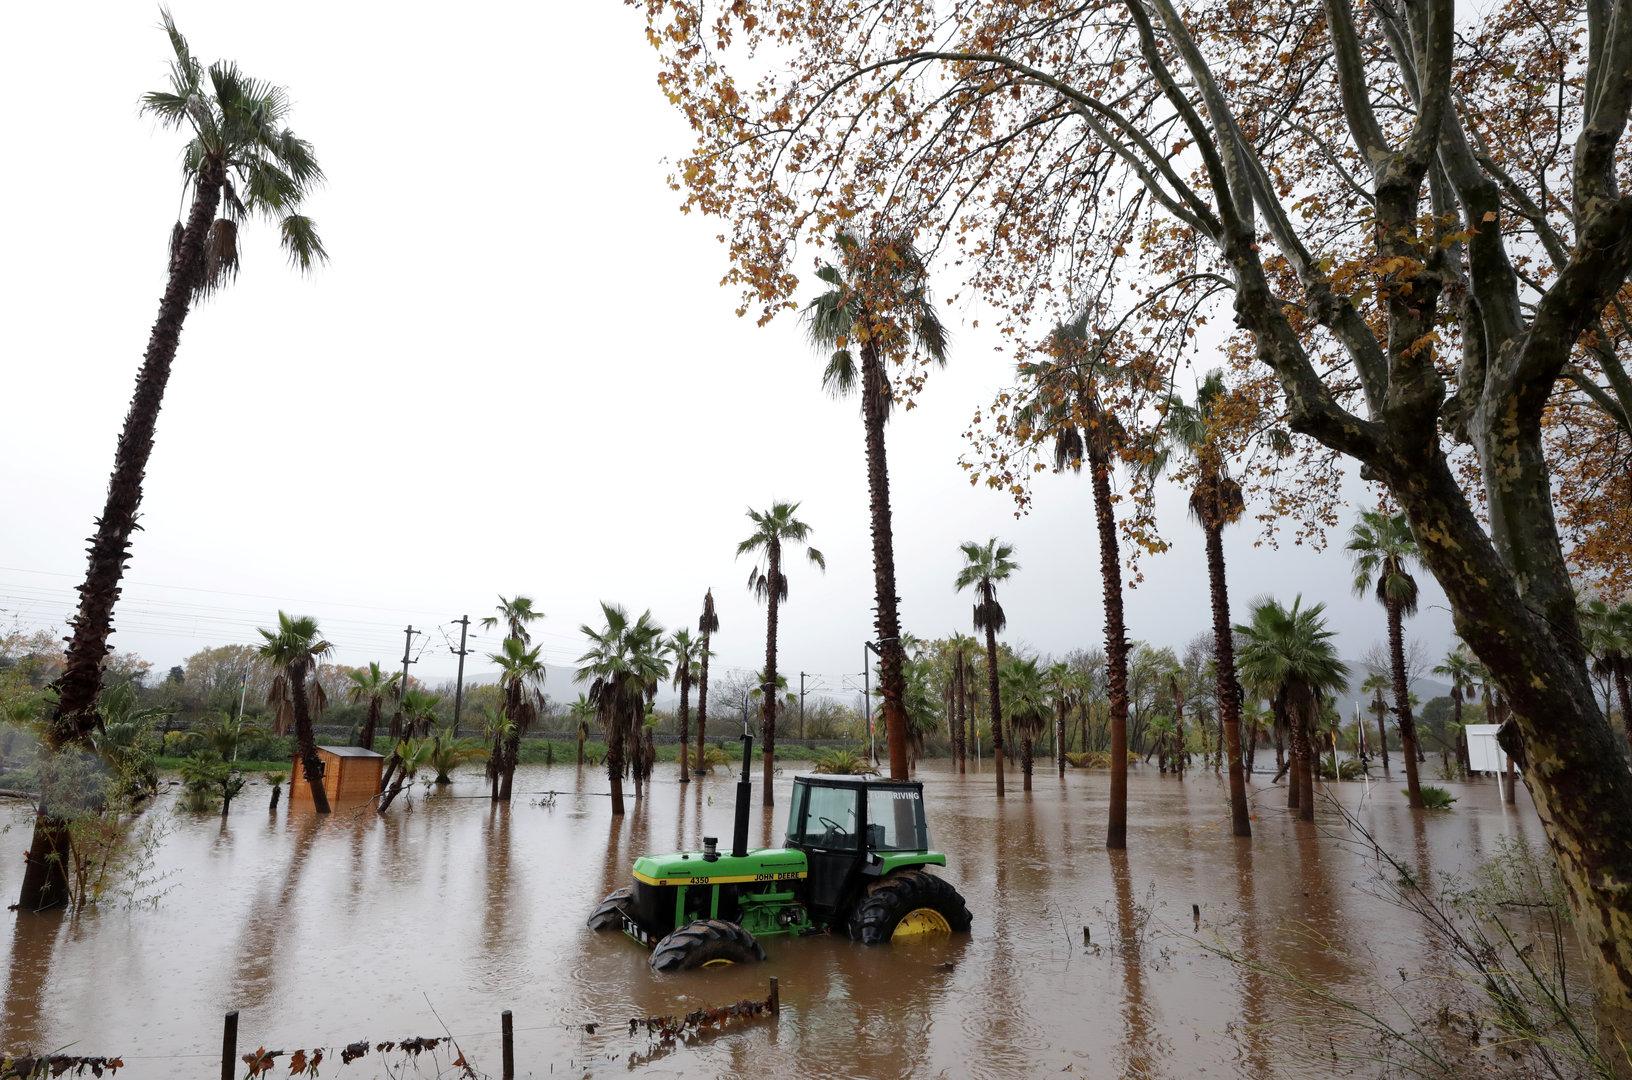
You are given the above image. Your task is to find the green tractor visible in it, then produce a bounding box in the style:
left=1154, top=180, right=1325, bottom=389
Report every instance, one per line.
left=588, top=728, right=972, bottom=971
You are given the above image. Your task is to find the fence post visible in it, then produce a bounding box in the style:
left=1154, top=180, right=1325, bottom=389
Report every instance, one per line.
left=501, top=1009, right=514, bottom=1080
left=769, top=977, right=780, bottom=1017
left=221, top=1010, right=239, bottom=1080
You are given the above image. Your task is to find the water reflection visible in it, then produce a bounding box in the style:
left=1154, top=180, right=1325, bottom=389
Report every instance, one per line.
left=0, top=764, right=1546, bottom=1078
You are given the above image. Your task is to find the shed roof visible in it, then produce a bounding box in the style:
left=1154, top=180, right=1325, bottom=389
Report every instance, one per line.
left=317, top=745, right=385, bottom=759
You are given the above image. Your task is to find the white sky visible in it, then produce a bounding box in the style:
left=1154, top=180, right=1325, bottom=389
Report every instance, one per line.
left=0, top=2, right=1456, bottom=701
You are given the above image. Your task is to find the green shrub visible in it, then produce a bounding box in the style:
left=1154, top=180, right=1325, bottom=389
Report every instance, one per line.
left=688, top=745, right=731, bottom=773
left=1317, top=758, right=1369, bottom=780
left=1067, top=750, right=1109, bottom=768
left=1415, top=785, right=1457, bottom=810
left=162, top=730, right=200, bottom=757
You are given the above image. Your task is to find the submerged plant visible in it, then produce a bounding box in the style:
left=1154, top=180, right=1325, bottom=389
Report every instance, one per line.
left=812, top=748, right=878, bottom=776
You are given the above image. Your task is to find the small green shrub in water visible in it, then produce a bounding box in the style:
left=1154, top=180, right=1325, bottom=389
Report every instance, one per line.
left=812, top=748, right=877, bottom=775
left=1317, top=758, right=1369, bottom=781
left=688, top=744, right=731, bottom=773
left=1413, top=784, right=1456, bottom=809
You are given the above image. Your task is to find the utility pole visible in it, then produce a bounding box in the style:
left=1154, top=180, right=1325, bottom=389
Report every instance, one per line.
left=395, top=625, right=421, bottom=738
left=451, top=615, right=470, bottom=737
left=799, top=672, right=808, bottom=742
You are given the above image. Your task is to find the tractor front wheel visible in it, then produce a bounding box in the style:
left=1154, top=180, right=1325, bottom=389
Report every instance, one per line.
left=848, top=870, right=973, bottom=945
left=587, top=887, right=632, bottom=931
left=650, top=919, right=766, bottom=972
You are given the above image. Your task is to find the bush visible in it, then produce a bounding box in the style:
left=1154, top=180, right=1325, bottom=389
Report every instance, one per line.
left=162, top=730, right=200, bottom=758
left=1415, top=784, right=1457, bottom=810
left=812, top=748, right=877, bottom=775
left=1317, top=758, right=1369, bottom=780
left=1067, top=751, right=1110, bottom=768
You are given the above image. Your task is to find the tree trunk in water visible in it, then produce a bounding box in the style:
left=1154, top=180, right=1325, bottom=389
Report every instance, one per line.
left=1056, top=699, right=1067, bottom=778
left=358, top=699, right=381, bottom=750
left=954, top=660, right=968, bottom=774
left=1021, top=733, right=1033, bottom=791
left=762, top=541, right=780, bottom=807
left=606, top=702, right=625, bottom=817
left=1374, top=697, right=1391, bottom=774
left=1386, top=600, right=1425, bottom=808
left=289, top=661, right=330, bottom=814
left=1295, top=716, right=1316, bottom=823
left=18, top=163, right=224, bottom=914
left=677, top=671, right=692, bottom=784
left=1089, top=443, right=1131, bottom=849
left=1203, top=523, right=1251, bottom=837
left=859, top=344, right=911, bottom=781
left=984, top=624, right=1005, bottom=799
left=697, top=620, right=712, bottom=775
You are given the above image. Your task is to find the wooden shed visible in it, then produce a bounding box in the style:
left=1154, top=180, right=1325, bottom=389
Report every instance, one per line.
left=291, top=745, right=384, bottom=807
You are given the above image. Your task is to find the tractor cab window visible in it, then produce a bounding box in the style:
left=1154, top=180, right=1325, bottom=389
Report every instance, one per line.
left=790, top=784, right=861, bottom=850
left=866, top=787, right=928, bottom=852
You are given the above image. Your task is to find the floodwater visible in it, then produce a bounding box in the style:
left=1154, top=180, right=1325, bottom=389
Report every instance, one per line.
left=0, top=761, right=1550, bottom=1078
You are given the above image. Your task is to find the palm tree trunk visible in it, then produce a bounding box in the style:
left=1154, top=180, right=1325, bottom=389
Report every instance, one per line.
left=606, top=700, right=626, bottom=816
left=17, top=163, right=225, bottom=914
left=1056, top=699, right=1067, bottom=778
left=697, top=625, right=712, bottom=775
left=1292, top=712, right=1315, bottom=822
left=857, top=344, right=912, bottom=781
left=1614, top=667, right=1632, bottom=751
left=1089, top=443, right=1132, bottom=849
left=358, top=698, right=380, bottom=750
left=984, top=624, right=1005, bottom=798
left=678, top=671, right=692, bottom=783
left=576, top=724, right=586, bottom=767
left=1021, top=732, right=1034, bottom=791
left=762, top=541, right=781, bottom=807
left=290, top=661, right=330, bottom=814
left=1200, top=522, right=1252, bottom=836
left=1387, top=599, right=1425, bottom=808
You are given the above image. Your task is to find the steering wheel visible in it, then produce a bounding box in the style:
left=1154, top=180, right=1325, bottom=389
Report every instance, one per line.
left=817, top=815, right=844, bottom=834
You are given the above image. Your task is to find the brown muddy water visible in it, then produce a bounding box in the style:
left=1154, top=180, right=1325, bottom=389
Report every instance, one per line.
left=0, top=761, right=1548, bottom=1078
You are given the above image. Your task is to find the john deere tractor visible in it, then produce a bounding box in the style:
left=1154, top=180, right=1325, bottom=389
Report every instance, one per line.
left=588, top=728, right=972, bottom=971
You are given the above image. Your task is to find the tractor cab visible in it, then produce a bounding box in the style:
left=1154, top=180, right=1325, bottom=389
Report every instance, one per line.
left=784, top=775, right=944, bottom=919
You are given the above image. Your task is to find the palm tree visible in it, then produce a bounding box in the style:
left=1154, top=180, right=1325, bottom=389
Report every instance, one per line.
left=399, top=689, right=442, bottom=739
left=568, top=694, right=595, bottom=766
left=427, top=727, right=488, bottom=785
left=696, top=589, right=720, bottom=774
left=1149, top=371, right=1252, bottom=837
left=999, top=657, right=1050, bottom=790
left=1582, top=599, right=1632, bottom=747
left=1359, top=671, right=1392, bottom=773
left=805, top=231, right=948, bottom=781
left=738, top=503, right=825, bottom=806
left=1433, top=646, right=1481, bottom=772
left=1045, top=662, right=1084, bottom=779
left=669, top=628, right=703, bottom=783
left=955, top=538, right=1019, bottom=798
left=487, top=637, right=544, bottom=801
left=15, top=19, right=329, bottom=912
left=479, top=595, right=544, bottom=644
left=346, top=663, right=401, bottom=750
left=576, top=604, right=670, bottom=816
left=1234, top=597, right=1348, bottom=823
left=257, top=613, right=333, bottom=813
left=1347, top=509, right=1427, bottom=808
left=944, top=633, right=979, bottom=773
left=1016, top=312, right=1134, bottom=845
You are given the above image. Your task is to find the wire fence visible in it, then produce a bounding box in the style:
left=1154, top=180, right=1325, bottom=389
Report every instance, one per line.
left=0, top=980, right=782, bottom=1080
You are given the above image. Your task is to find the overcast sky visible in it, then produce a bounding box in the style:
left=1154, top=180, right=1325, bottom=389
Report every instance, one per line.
left=0, top=3, right=1457, bottom=703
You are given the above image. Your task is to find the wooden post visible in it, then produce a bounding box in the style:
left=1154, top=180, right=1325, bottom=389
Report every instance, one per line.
left=221, top=1010, right=238, bottom=1080
left=769, top=977, right=780, bottom=1017
left=501, top=1009, right=514, bottom=1080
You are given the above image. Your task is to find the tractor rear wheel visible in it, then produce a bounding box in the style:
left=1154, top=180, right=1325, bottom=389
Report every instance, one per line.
left=848, top=870, right=973, bottom=945
left=650, top=919, right=766, bottom=972
left=587, top=887, right=632, bottom=931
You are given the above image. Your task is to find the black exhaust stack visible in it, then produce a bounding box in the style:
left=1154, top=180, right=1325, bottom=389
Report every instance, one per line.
left=731, top=722, right=754, bottom=858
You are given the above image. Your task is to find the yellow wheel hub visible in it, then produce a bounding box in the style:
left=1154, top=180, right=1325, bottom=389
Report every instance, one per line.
left=701, top=958, right=736, bottom=968
left=892, top=907, right=952, bottom=939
